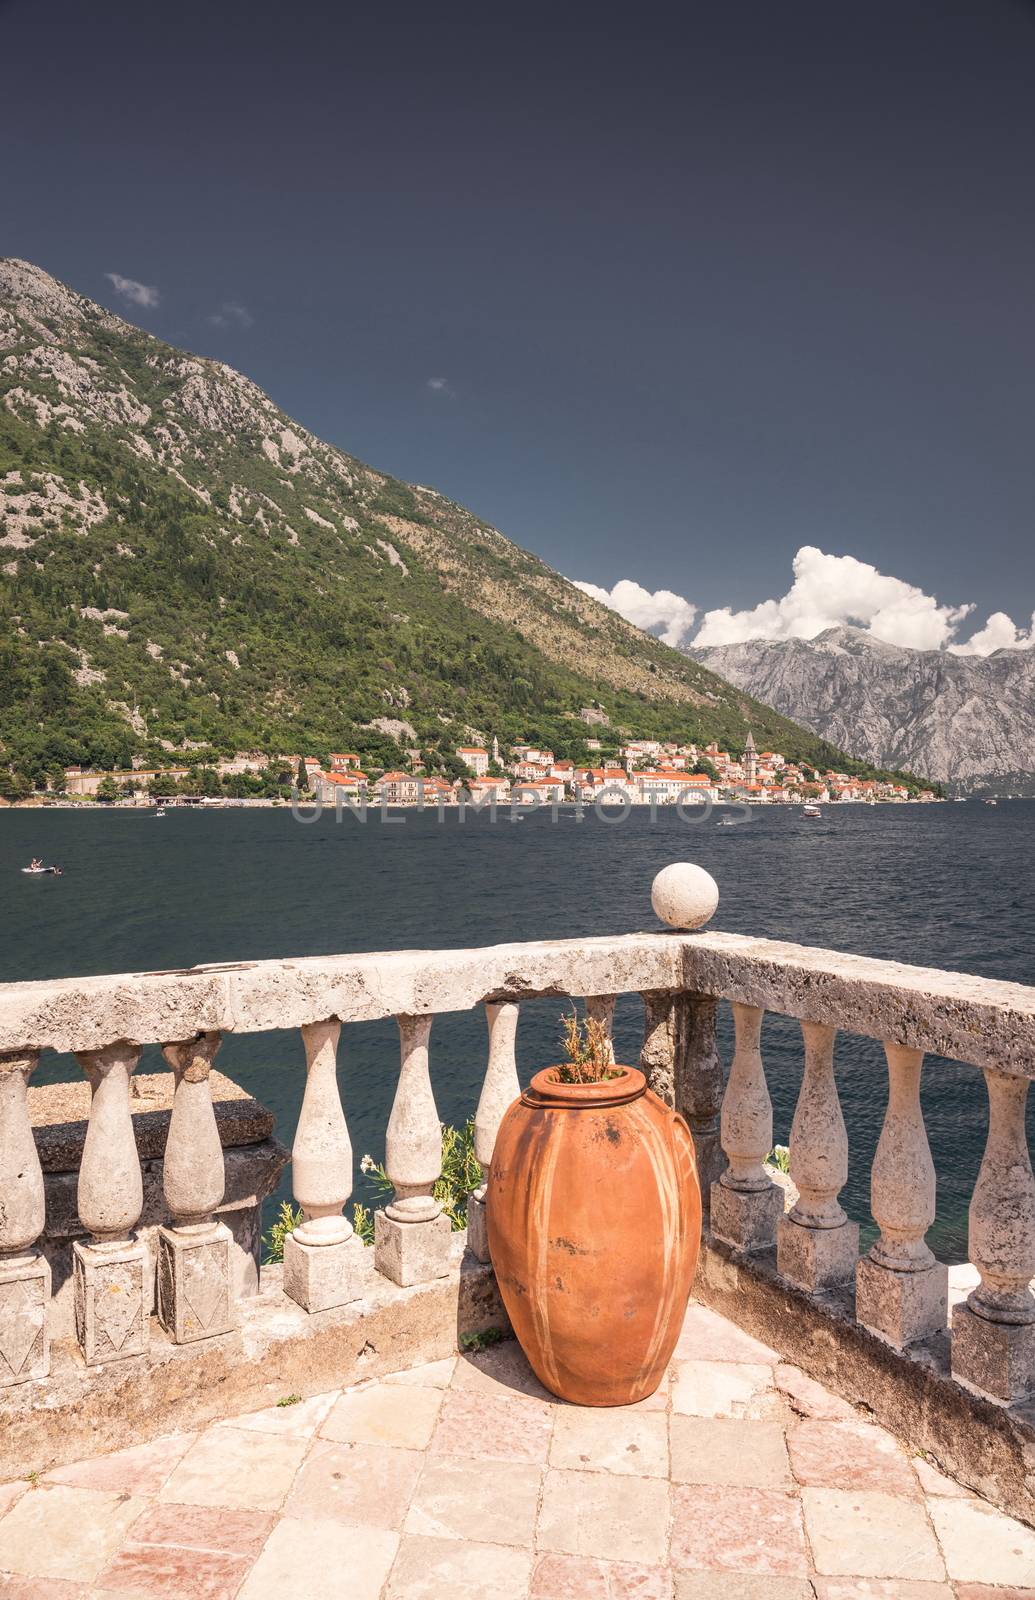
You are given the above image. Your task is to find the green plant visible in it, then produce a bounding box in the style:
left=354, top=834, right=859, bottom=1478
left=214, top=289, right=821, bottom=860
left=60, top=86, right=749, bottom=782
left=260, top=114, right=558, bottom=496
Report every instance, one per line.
left=459, top=1326, right=505, bottom=1354
left=262, top=1201, right=305, bottom=1264
left=769, top=1144, right=791, bottom=1173
left=552, top=1007, right=622, bottom=1085
left=358, top=1119, right=482, bottom=1234
left=276, top=1393, right=302, bottom=1407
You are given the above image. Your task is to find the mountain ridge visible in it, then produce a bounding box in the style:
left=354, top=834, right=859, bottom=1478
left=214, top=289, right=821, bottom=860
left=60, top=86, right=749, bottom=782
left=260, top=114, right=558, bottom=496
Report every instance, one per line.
left=0, top=258, right=925, bottom=793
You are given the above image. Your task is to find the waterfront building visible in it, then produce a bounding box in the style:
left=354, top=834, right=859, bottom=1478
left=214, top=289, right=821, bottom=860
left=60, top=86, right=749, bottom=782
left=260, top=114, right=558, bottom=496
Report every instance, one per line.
left=455, top=746, right=489, bottom=776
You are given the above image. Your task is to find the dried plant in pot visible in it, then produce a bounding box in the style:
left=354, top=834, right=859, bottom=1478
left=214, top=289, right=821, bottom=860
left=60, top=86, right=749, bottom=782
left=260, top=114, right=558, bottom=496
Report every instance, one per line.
left=487, top=1008, right=702, bottom=1406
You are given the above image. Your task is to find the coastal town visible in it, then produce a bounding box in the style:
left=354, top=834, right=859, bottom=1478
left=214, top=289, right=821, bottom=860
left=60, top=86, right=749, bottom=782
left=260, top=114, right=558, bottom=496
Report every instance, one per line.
left=23, top=729, right=938, bottom=808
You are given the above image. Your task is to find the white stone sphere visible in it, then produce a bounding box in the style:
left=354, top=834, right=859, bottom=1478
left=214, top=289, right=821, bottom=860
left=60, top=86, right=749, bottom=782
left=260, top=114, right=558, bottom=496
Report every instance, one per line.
left=651, top=862, right=719, bottom=930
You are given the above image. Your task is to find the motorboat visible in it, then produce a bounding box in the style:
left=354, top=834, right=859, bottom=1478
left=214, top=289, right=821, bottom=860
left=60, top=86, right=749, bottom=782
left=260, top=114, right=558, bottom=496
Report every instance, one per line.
left=21, top=860, right=62, bottom=875
left=154, top=806, right=166, bottom=816
left=802, top=803, right=822, bottom=818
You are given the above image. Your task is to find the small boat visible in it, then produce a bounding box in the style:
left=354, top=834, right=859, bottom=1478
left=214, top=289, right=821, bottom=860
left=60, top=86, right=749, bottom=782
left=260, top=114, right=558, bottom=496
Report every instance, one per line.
left=716, top=818, right=741, bottom=827
left=802, top=803, right=822, bottom=818
left=154, top=807, right=166, bottom=817
left=984, top=798, right=998, bottom=806
left=21, top=862, right=62, bottom=875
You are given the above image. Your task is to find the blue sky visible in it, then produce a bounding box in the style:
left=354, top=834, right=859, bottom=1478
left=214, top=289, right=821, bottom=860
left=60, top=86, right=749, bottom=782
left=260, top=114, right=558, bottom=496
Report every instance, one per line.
left=3, top=0, right=1034, bottom=652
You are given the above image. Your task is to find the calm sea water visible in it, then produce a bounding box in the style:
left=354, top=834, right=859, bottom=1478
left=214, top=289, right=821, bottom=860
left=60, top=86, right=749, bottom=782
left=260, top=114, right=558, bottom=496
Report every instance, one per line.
left=2, top=801, right=1033, bottom=1260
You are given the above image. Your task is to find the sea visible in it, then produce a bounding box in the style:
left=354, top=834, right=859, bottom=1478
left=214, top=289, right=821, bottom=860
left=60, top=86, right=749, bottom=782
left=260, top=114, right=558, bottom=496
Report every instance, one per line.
left=2, top=800, right=1033, bottom=1262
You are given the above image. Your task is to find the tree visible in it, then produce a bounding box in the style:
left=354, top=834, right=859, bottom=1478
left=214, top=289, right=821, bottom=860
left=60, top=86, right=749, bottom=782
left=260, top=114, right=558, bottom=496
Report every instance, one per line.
left=96, top=775, right=119, bottom=803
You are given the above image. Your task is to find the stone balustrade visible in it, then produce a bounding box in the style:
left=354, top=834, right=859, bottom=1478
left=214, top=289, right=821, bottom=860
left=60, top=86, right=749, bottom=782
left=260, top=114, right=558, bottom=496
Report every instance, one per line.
left=2, top=864, right=1035, bottom=1415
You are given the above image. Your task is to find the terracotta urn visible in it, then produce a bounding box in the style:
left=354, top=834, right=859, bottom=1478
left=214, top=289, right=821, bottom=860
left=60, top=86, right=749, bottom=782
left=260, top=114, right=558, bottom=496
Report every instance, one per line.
left=487, top=1064, right=701, bottom=1405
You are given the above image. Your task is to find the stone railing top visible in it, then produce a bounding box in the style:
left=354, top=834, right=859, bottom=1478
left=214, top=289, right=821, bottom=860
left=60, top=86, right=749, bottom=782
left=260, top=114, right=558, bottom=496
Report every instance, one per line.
left=1, top=928, right=1033, bottom=1075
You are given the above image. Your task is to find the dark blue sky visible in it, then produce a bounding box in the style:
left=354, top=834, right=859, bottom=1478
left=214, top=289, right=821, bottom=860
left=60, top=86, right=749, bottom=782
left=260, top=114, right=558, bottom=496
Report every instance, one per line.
left=3, top=0, right=1034, bottom=643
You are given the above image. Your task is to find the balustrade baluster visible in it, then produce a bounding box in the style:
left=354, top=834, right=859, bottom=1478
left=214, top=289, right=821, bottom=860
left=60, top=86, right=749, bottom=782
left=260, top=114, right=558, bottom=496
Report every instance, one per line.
left=73, top=1042, right=148, bottom=1365
left=468, top=1002, right=521, bottom=1262
left=640, top=990, right=726, bottom=1212
left=856, top=1042, right=947, bottom=1347
left=777, top=1022, right=858, bottom=1291
left=284, top=1019, right=367, bottom=1312
left=156, top=1032, right=235, bottom=1341
left=375, top=1014, right=450, bottom=1286
left=0, top=1050, right=49, bottom=1385
left=711, top=1003, right=782, bottom=1250
left=952, top=1068, right=1035, bottom=1402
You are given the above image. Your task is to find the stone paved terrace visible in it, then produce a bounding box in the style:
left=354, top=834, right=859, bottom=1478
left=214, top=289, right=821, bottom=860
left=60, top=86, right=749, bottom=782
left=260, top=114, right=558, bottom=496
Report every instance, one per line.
left=2, top=1301, right=1034, bottom=1600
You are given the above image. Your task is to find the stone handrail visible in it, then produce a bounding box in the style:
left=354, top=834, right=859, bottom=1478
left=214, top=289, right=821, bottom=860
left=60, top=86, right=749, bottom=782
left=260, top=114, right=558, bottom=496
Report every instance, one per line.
left=2, top=863, right=1034, bottom=1412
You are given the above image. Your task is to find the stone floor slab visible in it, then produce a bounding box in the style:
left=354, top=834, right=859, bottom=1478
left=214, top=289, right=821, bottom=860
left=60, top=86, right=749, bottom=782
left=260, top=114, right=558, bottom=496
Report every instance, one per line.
left=386, top=1534, right=532, bottom=1600
left=93, top=1541, right=252, bottom=1599
left=0, top=1578, right=86, bottom=1599
left=159, top=1428, right=307, bottom=1513
left=550, top=1408, right=669, bottom=1477
left=213, top=1391, right=338, bottom=1439
left=812, top=1581, right=954, bottom=1599
left=670, top=1483, right=808, bottom=1576
left=954, top=1587, right=1035, bottom=1600
left=0, top=1483, right=145, bottom=1582
left=449, top=1342, right=554, bottom=1401
left=670, top=1360, right=774, bottom=1418
left=0, top=1481, right=26, bottom=1518
left=118, top=1503, right=273, bottom=1557
left=43, top=1432, right=196, bottom=1497
left=319, top=1381, right=443, bottom=1449
left=670, top=1416, right=791, bottom=1488
left=911, top=1457, right=970, bottom=1498
left=775, top=1362, right=858, bottom=1421
left=674, top=1576, right=815, bottom=1600
left=282, top=1439, right=422, bottom=1530
left=786, top=1419, right=919, bottom=1495
left=538, top=1469, right=671, bottom=1564
left=236, top=1515, right=398, bottom=1600
left=430, top=1387, right=553, bottom=1462
left=405, top=1457, right=541, bottom=1546
left=675, top=1303, right=780, bottom=1365
left=802, top=1487, right=946, bottom=1580
left=532, top=1553, right=674, bottom=1598
left=383, top=1357, right=457, bottom=1388
left=927, top=1495, right=1035, bottom=1585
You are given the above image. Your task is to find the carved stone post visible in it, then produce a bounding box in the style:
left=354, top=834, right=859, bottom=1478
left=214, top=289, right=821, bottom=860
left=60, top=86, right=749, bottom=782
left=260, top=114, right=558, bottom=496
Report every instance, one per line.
left=156, top=1032, right=234, bottom=1341
left=73, top=1042, right=148, bottom=1365
left=777, top=1022, right=859, bottom=1290
left=856, top=1043, right=947, bottom=1347
left=640, top=990, right=726, bottom=1213
left=375, top=1014, right=450, bottom=1286
left=952, top=1069, right=1035, bottom=1401
left=468, top=1002, right=520, bottom=1262
left=0, top=1050, right=50, bottom=1386
left=711, top=1004, right=782, bottom=1250
left=284, top=1019, right=367, bottom=1312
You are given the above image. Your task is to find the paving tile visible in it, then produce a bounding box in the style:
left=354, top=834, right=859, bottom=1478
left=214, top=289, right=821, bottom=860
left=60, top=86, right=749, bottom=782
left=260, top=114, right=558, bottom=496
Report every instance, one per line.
left=319, top=1381, right=443, bottom=1449
left=386, top=1534, right=532, bottom=1600
left=927, top=1495, right=1035, bottom=1585
left=550, top=1408, right=668, bottom=1477
left=0, top=1578, right=87, bottom=1598
left=532, top=1552, right=674, bottom=1598
left=912, top=1457, right=971, bottom=1498
left=801, top=1487, right=946, bottom=1580
left=669, top=1416, right=791, bottom=1488
left=786, top=1418, right=919, bottom=1495
left=674, top=1576, right=815, bottom=1600
left=405, top=1457, right=541, bottom=1546
left=430, top=1387, right=553, bottom=1463
left=282, top=1438, right=422, bottom=1530
left=813, top=1581, right=954, bottom=1598
left=675, top=1303, right=779, bottom=1364
left=537, top=1469, right=670, bottom=1564
left=117, top=1504, right=273, bottom=1556
left=669, top=1483, right=807, bottom=1576
left=236, top=1515, right=398, bottom=1600
left=93, top=1542, right=253, bottom=1599
left=670, top=1360, right=774, bottom=1418
left=213, top=1391, right=338, bottom=1438
left=383, top=1357, right=457, bottom=1388
left=0, top=1483, right=145, bottom=1582
left=450, top=1340, right=554, bottom=1401
left=0, top=1480, right=27, bottom=1517
left=44, top=1432, right=196, bottom=1496
left=954, top=1587, right=1035, bottom=1600
left=159, top=1428, right=307, bottom=1513
left=775, top=1363, right=858, bottom=1421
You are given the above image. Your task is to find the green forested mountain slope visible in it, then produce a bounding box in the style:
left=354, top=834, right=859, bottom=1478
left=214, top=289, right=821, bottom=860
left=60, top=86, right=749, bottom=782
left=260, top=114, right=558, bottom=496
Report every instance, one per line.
left=0, top=259, right=917, bottom=790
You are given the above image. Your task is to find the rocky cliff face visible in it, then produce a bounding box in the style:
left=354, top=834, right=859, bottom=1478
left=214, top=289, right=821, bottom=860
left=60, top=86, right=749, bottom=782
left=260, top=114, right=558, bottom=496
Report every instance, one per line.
left=690, top=626, right=1035, bottom=793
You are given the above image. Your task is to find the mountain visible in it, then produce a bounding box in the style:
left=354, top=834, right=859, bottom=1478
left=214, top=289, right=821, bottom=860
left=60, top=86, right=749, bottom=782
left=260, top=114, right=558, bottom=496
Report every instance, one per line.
left=0, top=260, right=918, bottom=794
left=690, top=626, right=1035, bottom=795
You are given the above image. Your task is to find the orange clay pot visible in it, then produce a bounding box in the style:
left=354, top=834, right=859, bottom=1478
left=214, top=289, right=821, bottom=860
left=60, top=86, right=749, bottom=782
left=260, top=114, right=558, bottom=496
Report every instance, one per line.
left=487, top=1064, right=701, bottom=1406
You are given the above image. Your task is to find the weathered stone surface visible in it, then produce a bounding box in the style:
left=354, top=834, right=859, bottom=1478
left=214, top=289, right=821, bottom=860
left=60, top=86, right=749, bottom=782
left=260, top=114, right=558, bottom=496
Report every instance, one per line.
left=856, top=1255, right=948, bottom=1349
left=0, top=1243, right=508, bottom=1481
left=73, top=1237, right=149, bottom=1365
left=465, top=1193, right=489, bottom=1263
left=778, top=1216, right=859, bottom=1293
left=156, top=1222, right=235, bottom=1342
left=283, top=1229, right=371, bottom=1312
left=711, top=1179, right=783, bottom=1252
left=0, top=1250, right=49, bottom=1385
left=375, top=1210, right=451, bottom=1287
left=952, top=1300, right=1035, bottom=1405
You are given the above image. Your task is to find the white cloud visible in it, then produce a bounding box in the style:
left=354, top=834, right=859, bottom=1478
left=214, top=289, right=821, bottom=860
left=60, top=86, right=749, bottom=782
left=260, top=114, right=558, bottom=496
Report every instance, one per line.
left=104, top=272, right=160, bottom=309
left=572, top=577, right=698, bottom=648
left=948, top=610, right=1035, bottom=656
left=692, top=546, right=973, bottom=652
left=209, top=301, right=253, bottom=329
left=426, top=377, right=452, bottom=394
